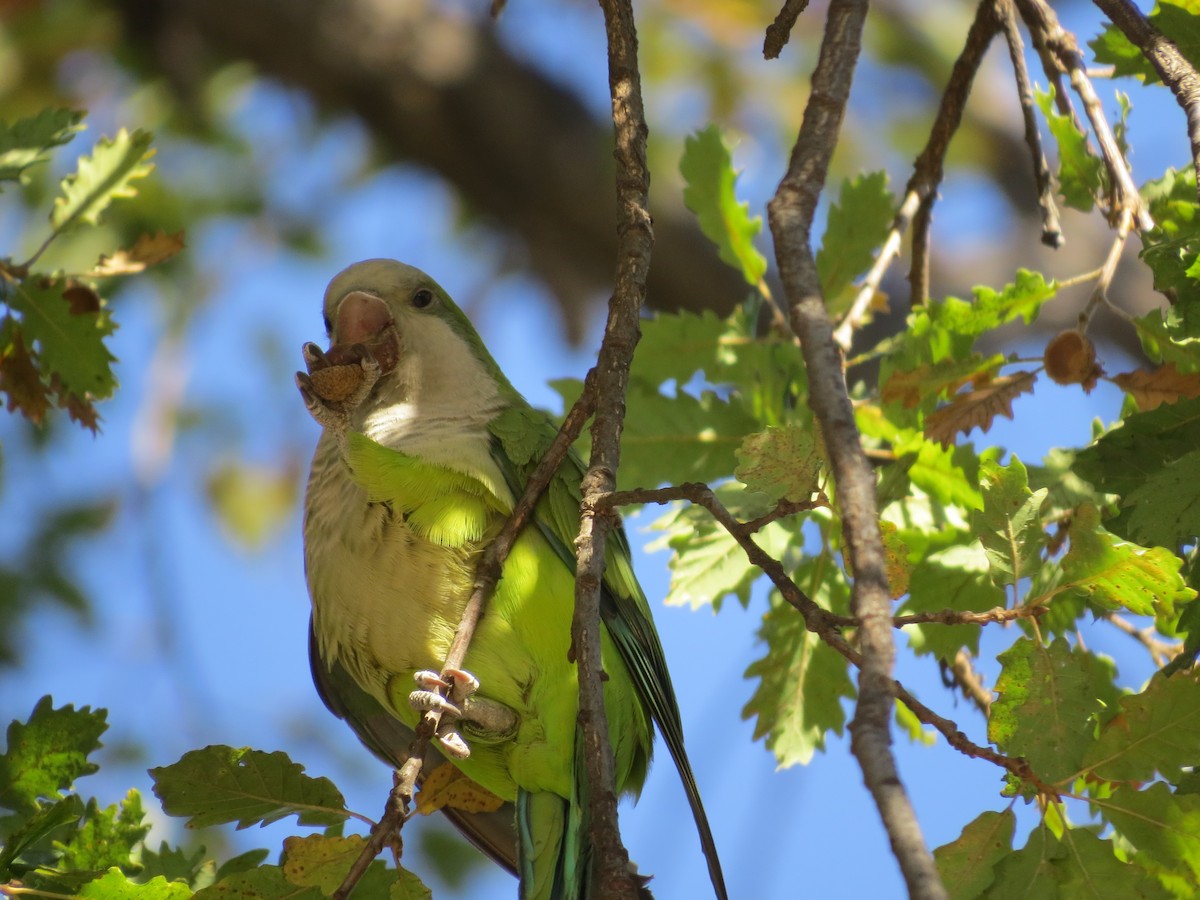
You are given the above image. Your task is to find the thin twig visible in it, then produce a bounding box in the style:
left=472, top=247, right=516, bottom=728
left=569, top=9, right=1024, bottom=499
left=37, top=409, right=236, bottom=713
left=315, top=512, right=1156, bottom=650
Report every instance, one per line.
left=997, top=0, right=1064, bottom=248
left=331, top=378, right=599, bottom=900
left=1015, top=0, right=1153, bottom=231
left=909, top=0, right=1003, bottom=306
left=1077, top=207, right=1131, bottom=331
left=1093, top=0, right=1200, bottom=202
left=763, top=0, right=811, bottom=59
left=950, top=650, right=994, bottom=716
left=834, top=0, right=1000, bottom=348
left=573, top=2, right=653, bottom=897
left=767, top=1, right=946, bottom=894
left=598, top=482, right=1051, bottom=791
left=1102, top=610, right=1181, bottom=667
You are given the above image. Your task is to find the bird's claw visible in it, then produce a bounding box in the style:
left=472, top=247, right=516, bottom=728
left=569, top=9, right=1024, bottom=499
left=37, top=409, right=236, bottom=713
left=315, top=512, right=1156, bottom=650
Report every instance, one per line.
left=295, top=341, right=382, bottom=432
left=409, top=668, right=518, bottom=757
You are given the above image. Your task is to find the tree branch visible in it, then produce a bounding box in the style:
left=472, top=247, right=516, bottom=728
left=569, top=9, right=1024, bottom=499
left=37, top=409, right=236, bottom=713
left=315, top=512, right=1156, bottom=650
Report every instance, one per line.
left=1092, top=0, right=1200, bottom=201
left=569, top=2, right=652, bottom=896
left=834, top=0, right=1000, bottom=348
left=109, top=0, right=745, bottom=335
left=997, top=0, right=1064, bottom=248
left=763, top=0, right=812, bottom=60
left=908, top=0, right=1003, bottom=306
left=766, top=1, right=946, bottom=895
left=1015, top=0, right=1152, bottom=231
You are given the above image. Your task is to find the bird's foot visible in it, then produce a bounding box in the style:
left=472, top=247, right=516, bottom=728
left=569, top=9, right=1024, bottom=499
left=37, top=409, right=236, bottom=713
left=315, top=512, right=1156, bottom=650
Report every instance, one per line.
left=409, top=669, right=518, bottom=757
left=295, top=341, right=381, bottom=433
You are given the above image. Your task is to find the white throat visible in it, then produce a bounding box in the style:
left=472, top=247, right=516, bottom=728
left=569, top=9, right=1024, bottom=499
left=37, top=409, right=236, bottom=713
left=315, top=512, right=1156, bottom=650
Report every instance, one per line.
left=355, top=316, right=503, bottom=456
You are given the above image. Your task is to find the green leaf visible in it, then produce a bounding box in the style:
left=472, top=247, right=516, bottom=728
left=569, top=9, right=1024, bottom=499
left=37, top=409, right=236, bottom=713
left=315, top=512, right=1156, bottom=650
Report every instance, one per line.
left=972, top=456, right=1047, bottom=590
left=680, top=125, right=767, bottom=286
left=136, top=842, right=212, bottom=888
left=649, top=482, right=795, bottom=610
left=1075, top=397, right=1200, bottom=548
left=0, top=696, right=107, bottom=813
left=934, top=809, right=1015, bottom=900
left=389, top=868, right=433, bottom=900
left=989, top=637, right=1117, bottom=785
left=1060, top=503, right=1196, bottom=619
left=1122, top=448, right=1200, bottom=550
left=742, top=587, right=856, bottom=768
left=78, top=869, right=193, bottom=900
left=616, top=382, right=759, bottom=488
left=1083, top=671, right=1200, bottom=784
left=1134, top=308, right=1200, bottom=373
left=55, top=792, right=150, bottom=874
left=985, top=826, right=1170, bottom=899
left=150, top=746, right=348, bottom=830
left=1036, top=86, right=1105, bottom=210
left=5, top=280, right=117, bottom=400
left=1092, top=4, right=1200, bottom=84
left=817, top=172, right=894, bottom=311
left=51, top=129, right=155, bottom=233
left=630, top=309, right=729, bottom=386
left=0, top=109, right=83, bottom=187
left=734, top=424, right=821, bottom=501
left=900, top=543, right=1006, bottom=662
left=194, top=866, right=323, bottom=900
left=1139, top=167, right=1200, bottom=334
left=0, top=794, right=85, bottom=878
left=1098, top=783, right=1200, bottom=883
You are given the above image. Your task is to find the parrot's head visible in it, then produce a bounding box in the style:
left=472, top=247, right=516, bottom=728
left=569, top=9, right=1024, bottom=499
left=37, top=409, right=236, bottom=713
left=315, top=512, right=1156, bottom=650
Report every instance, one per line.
left=319, top=258, right=511, bottom=421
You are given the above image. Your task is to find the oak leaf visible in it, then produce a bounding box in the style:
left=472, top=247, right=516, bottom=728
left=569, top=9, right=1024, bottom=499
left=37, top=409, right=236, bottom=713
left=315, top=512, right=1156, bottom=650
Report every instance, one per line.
left=924, top=371, right=1036, bottom=448
left=1112, top=363, right=1200, bottom=411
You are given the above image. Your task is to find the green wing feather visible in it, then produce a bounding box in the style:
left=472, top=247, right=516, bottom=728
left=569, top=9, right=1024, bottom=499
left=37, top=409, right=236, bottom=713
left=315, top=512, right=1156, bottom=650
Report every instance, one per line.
left=489, top=405, right=728, bottom=900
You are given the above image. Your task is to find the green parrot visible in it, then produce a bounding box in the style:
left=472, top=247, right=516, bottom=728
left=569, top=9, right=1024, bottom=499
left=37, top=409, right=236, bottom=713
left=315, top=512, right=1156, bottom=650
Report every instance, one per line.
left=297, top=259, right=726, bottom=900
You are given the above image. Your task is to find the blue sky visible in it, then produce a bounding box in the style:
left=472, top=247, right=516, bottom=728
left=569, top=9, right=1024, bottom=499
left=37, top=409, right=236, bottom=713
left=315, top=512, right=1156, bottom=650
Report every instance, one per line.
left=0, top=1, right=1188, bottom=897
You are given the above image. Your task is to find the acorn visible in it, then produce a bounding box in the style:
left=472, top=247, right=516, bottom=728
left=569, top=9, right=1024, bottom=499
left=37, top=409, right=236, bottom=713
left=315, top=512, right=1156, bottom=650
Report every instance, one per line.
left=1044, top=329, right=1097, bottom=386
left=308, top=364, right=365, bottom=402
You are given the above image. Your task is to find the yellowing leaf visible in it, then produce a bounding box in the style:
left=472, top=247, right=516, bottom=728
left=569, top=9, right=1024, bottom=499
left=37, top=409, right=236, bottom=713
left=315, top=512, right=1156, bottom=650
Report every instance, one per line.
left=282, top=834, right=364, bottom=893
left=206, top=459, right=300, bottom=549
left=1112, top=363, right=1200, bottom=411
left=880, top=520, right=912, bottom=600
left=415, top=763, right=505, bottom=815
left=734, top=424, right=821, bottom=501
left=92, top=230, right=186, bottom=276
left=1060, top=503, right=1195, bottom=619
left=925, top=371, right=1037, bottom=448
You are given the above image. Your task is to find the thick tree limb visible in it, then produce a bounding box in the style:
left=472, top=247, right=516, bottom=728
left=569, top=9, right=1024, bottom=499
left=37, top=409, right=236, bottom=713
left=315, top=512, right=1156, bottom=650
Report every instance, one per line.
left=1093, top=0, right=1200, bottom=201
left=766, top=1, right=947, bottom=896
left=569, top=1, right=652, bottom=897
left=109, top=0, right=745, bottom=333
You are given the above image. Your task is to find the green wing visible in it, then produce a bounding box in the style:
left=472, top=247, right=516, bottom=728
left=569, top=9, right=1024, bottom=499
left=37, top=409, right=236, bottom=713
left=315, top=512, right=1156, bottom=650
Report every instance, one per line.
left=489, top=405, right=728, bottom=900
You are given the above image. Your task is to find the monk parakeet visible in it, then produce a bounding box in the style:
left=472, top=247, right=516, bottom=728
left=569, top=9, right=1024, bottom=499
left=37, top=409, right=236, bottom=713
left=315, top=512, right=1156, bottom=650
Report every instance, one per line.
left=298, top=259, right=726, bottom=900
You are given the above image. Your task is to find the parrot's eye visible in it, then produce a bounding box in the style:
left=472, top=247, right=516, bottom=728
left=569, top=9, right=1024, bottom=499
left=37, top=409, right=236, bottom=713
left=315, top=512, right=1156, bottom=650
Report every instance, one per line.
left=412, top=289, right=435, bottom=309
left=323, top=313, right=333, bottom=334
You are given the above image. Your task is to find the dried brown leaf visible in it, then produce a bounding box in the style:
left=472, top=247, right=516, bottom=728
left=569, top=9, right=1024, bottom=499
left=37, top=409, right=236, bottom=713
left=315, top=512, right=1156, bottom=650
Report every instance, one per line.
left=925, top=371, right=1037, bottom=448
left=91, top=230, right=186, bottom=276
left=0, top=329, right=50, bottom=424
left=1112, top=363, right=1200, bottom=411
